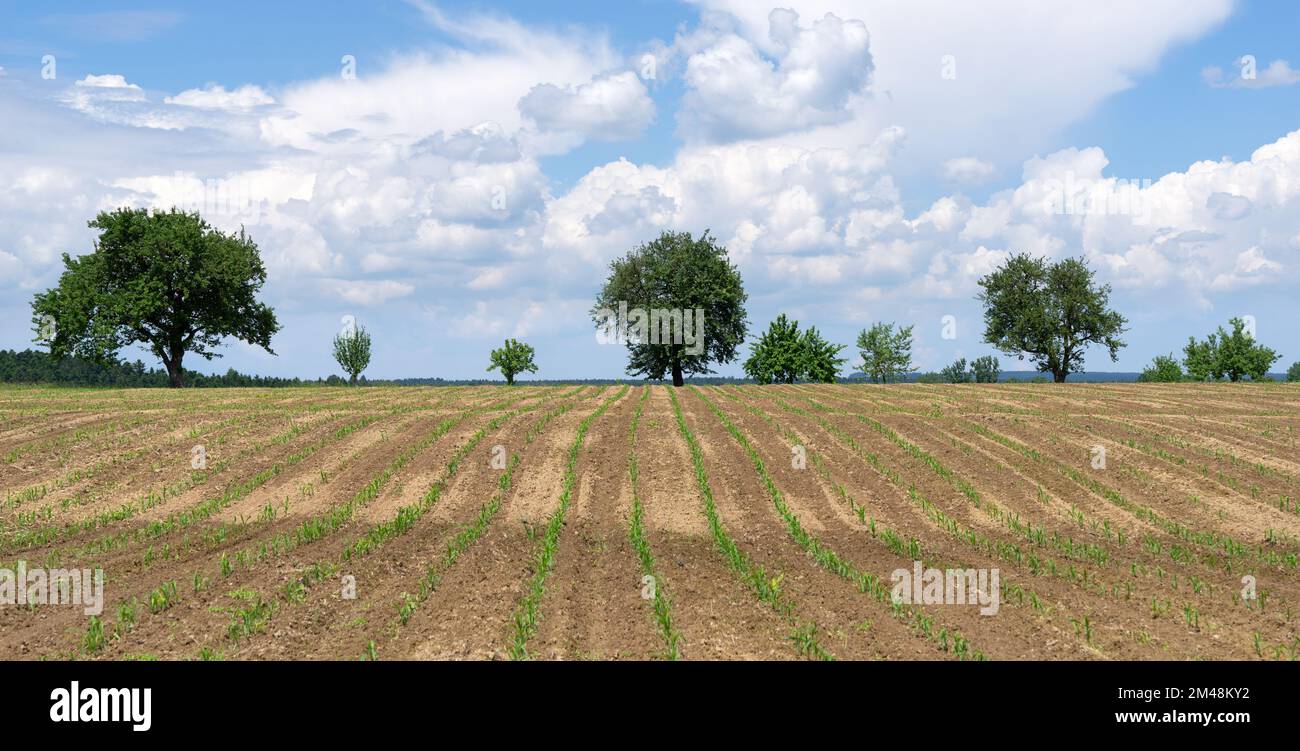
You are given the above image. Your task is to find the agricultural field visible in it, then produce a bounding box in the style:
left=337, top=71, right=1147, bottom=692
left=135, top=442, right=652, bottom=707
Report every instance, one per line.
left=1, top=382, right=1298, bottom=661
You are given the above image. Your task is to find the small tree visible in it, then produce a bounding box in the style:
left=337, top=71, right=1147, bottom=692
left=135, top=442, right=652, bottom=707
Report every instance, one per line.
left=977, top=254, right=1127, bottom=382
left=856, top=322, right=914, bottom=383
left=940, top=357, right=971, bottom=384
left=332, top=325, right=372, bottom=385
left=1288, top=362, right=1300, bottom=382
left=1137, top=353, right=1183, bottom=383
left=487, top=338, right=538, bottom=385
left=743, top=315, right=845, bottom=384
left=30, top=207, right=279, bottom=387
left=971, top=355, right=1000, bottom=383
left=1184, top=318, right=1279, bottom=382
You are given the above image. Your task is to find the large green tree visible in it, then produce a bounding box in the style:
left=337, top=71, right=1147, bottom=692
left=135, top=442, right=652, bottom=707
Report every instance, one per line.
left=592, top=230, right=747, bottom=387
left=855, top=322, right=915, bottom=383
left=743, top=314, right=846, bottom=384
left=1183, top=318, right=1279, bottom=382
left=31, top=208, right=279, bottom=387
left=976, top=254, right=1127, bottom=383
left=487, top=338, right=538, bottom=385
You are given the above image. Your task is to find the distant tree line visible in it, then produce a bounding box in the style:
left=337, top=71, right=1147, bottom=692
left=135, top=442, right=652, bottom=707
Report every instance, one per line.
left=0, top=349, right=310, bottom=388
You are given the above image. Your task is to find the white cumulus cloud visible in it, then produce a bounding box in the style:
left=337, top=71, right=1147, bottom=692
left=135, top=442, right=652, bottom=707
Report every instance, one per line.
left=166, top=84, right=275, bottom=110
left=320, top=279, right=415, bottom=306
left=74, top=74, right=141, bottom=90
left=518, top=71, right=655, bottom=147
left=677, top=8, right=873, bottom=142
left=942, top=156, right=996, bottom=184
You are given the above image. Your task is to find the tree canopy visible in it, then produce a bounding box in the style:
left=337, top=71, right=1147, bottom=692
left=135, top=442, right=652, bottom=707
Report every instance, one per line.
left=742, top=314, right=846, bottom=384
left=976, top=253, right=1126, bottom=383
left=592, top=230, right=747, bottom=386
left=30, top=208, right=279, bottom=387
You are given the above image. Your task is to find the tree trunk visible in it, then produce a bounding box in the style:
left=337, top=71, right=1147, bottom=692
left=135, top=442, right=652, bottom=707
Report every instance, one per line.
left=1055, top=348, right=1071, bottom=383
left=671, top=359, right=684, bottom=387
left=164, top=351, right=185, bottom=388
left=506, top=372, right=515, bottom=385
left=349, top=373, right=358, bottom=386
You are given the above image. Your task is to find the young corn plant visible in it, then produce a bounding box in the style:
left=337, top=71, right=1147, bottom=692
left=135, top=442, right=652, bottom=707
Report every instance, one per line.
left=148, top=581, right=179, bottom=614
left=82, top=616, right=106, bottom=654
left=226, top=594, right=276, bottom=642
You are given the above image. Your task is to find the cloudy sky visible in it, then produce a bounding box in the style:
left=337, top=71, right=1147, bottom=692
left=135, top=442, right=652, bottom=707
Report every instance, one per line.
left=1, top=0, right=1298, bottom=379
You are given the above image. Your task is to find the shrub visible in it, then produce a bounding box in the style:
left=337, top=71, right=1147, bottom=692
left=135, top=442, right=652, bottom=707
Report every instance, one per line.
left=743, top=315, right=846, bottom=384
left=1138, top=353, right=1183, bottom=383
left=1184, top=318, right=1280, bottom=381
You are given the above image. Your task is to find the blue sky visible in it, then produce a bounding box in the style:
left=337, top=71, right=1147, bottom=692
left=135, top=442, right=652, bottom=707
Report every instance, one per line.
left=1, top=0, right=1297, bottom=380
